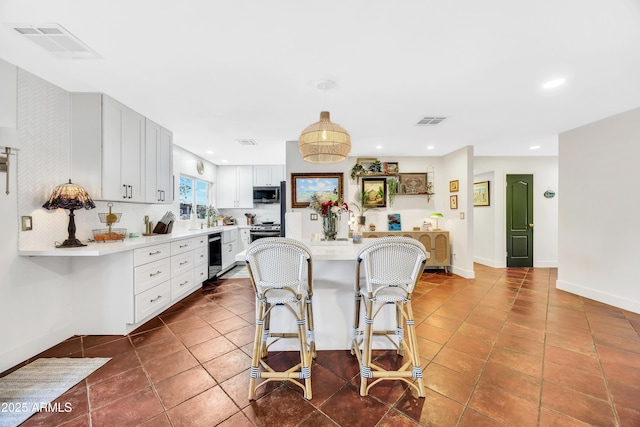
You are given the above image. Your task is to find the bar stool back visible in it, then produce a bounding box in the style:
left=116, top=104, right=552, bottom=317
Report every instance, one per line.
left=351, top=236, right=427, bottom=397
left=245, top=237, right=314, bottom=400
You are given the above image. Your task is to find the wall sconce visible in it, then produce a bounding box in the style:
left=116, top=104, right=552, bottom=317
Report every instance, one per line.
left=0, top=127, right=20, bottom=195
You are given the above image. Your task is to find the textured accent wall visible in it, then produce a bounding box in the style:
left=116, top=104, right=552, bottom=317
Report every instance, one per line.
left=17, top=69, right=72, bottom=250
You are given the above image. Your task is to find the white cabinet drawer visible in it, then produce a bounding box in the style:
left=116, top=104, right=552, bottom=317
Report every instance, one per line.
left=195, top=263, right=208, bottom=284
left=171, top=251, right=194, bottom=276
left=192, top=235, right=207, bottom=248
left=134, top=258, right=171, bottom=295
left=171, top=270, right=196, bottom=300
left=134, top=243, right=171, bottom=266
left=171, top=238, right=194, bottom=255
left=135, top=281, right=171, bottom=322
left=194, top=246, right=207, bottom=266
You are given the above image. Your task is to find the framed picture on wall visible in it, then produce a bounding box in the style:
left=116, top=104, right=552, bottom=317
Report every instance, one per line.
left=450, top=195, right=458, bottom=209
left=361, top=177, right=387, bottom=208
left=399, top=173, right=428, bottom=194
left=291, top=172, right=344, bottom=208
left=474, top=181, right=490, bottom=206
left=449, top=180, right=459, bottom=192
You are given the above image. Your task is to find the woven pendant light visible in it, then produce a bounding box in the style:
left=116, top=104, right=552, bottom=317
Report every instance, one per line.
left=298, top=111, right=351, bottom=163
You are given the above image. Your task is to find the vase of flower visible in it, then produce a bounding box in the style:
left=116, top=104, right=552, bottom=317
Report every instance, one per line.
left=308, top=192, right=349, bottom=241
left=322, top=213, right=339, bottom=240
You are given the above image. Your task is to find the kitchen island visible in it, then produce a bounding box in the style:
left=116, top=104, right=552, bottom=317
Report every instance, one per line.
left=235, top=239, right=409, bottom=350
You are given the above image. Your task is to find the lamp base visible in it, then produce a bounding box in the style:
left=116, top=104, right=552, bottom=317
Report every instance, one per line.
left=56, top=238, right=87, bottom=248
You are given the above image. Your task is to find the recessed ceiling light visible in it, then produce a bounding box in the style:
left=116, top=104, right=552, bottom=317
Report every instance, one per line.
left=205, top=150, right=214, bottom=154
left=220, top=159, right=228, bottom=163
left=542, top=78, right=566, bottom=89
left=427, top=145, right=435, bottom=150
left=530, top=145, right=541, bottom=150
left=375, top=145, right=382, bottom=150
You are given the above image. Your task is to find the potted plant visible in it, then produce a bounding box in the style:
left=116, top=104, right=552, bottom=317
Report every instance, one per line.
left=351, top=189, right=374, bottom=225
left=350, top=163, right=367, bottom=180
left=387, top=177, right=398, bottom=206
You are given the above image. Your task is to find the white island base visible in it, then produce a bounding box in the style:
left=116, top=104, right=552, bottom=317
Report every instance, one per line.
left=237, top=239, right=398, bottom=351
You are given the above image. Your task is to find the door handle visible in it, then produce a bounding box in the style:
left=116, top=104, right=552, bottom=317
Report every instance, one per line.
left=528, top=224, right=534, bottom=227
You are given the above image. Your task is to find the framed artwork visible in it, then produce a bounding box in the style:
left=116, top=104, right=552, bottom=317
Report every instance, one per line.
left=388, top=213, right=401, bottom=231
left=356, top=158, right=378, bottom=172
left=385, top=162, right=399, bottom=174
left=291, top=172, right=344, bottom=208
left=450, top=195, right=458, bottom=209
left=361, top=177, right=387, bottom=208
left=449, top=180, right=459, bottom=192
left=474, top=181, right=490, bottom=206
left=399, top=173, right=428, bottom=194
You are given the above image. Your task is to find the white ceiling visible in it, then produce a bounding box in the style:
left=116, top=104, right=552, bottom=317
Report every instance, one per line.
left=1, top=0, right=639, bottom=165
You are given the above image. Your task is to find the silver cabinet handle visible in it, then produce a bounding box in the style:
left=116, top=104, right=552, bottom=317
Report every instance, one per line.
left=179, top=261, right=189, bottom=266
left=179, top=280, right=189, bottom=287
left=149, top=250, right=161, bottom=255
left=149, top=270, right=162, bottom=277
left=150, top=295, right=162, bottom=303
left=123, top=184, right=127, bottom=199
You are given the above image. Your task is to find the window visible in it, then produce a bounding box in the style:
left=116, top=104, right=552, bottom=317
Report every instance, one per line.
left=179, top=175, right=211, bottom=220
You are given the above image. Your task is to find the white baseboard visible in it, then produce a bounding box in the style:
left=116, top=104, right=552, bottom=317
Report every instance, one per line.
left=0, top=323, right=76, bottom=374
left=473, top=257, right=504, bottom=268
left=534, top=260, right=558, bottom=268
left=451, top=265, right=475, bottom=279
left=556, top=279, right=640, bottom=315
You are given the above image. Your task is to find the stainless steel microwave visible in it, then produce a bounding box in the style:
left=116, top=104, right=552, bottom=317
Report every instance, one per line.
left=253, top=186, right=280, bottom=204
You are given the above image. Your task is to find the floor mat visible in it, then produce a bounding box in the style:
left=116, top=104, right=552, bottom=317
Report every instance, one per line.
left=0, top=357, right=110, bottom=427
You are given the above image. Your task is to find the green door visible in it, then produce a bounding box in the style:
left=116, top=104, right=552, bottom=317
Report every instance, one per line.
left=506, top=174, right=533, bottom=267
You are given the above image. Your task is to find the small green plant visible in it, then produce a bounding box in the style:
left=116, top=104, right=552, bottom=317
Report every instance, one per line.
left=350, top=163, right=367, bottom=180
left=351, top=189, right=373, bottom=216
left=387, top=178, right=398, bottom=206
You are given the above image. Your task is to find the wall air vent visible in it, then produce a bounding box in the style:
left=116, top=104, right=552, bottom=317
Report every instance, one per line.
left=235, top=139, right=257, bottom=145
left=417, top=116, right=447, bottom=126
left=8, top=23, right=101, bottom=59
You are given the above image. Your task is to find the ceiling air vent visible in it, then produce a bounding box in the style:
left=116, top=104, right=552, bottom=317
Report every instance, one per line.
left=236, top=139, right=257, bottom=146
left=417, top=116, right=447, bottom=126
left=9, top=23, right=101, bottom=59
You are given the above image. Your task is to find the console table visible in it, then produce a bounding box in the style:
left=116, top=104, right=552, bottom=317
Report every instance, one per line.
left=362, top=230, right=450, bottom=272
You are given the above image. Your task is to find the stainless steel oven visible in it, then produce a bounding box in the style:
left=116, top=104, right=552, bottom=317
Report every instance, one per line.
left=249, top=224, right=281, bottom=243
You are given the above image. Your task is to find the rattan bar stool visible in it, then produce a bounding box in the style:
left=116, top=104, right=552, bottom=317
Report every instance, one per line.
left=351, top=236, right=427, bottom=397
left=245, top=237, right=315, bottom=400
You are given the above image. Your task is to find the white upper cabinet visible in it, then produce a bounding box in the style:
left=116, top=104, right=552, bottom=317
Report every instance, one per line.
left=253, top=165, right=284, bottom=186
left=217, top=165, right=253, bottom=208
left=71, top=93, right=172, bottom=204
left=145, top=119, right=173, bottom=203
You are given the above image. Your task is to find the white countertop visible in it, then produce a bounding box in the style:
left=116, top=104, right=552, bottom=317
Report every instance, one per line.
left=235, top=238, right=371, bottom=262
left=19, top=225, right=239, bottom=257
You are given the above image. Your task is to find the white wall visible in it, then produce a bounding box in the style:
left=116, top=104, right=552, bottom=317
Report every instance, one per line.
left=284, top=143, right=476, bottom=278
left=557, top=107, right=640, bottom=314
left=442, top=146, right=475, bottom=278
left=473, top=156, right=558, bottom=268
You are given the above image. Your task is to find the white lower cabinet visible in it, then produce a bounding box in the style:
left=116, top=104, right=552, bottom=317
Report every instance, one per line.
left=68, top=230, right=217, bottom=335
left=133, top=244, right=172, bottom=323
left=132, top=235, right=209, bottom=324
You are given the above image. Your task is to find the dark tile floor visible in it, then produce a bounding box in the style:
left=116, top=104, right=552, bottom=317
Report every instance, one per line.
left=7, top=264, right=640, bottom=426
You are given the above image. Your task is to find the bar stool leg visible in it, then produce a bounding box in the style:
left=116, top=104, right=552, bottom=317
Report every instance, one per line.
left=405, top=300, right=425, bottom=397
left=359, top=296, right=374, bottom=397
left=249, top=298, right=267, bottom=400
